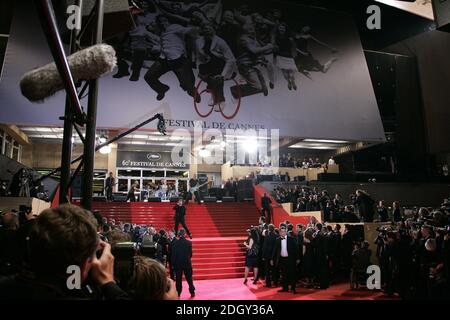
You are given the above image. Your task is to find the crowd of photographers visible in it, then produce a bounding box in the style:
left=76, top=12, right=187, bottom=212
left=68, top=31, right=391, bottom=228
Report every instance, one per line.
left=0, top=205, right=186, bottom=300
left=279, top=154, right=326, bottom=169
left=263, top=185, right=450, bottom=298
left=273, top=185, right=405, bottom=223
left=1, top=192, right=449, bottom=300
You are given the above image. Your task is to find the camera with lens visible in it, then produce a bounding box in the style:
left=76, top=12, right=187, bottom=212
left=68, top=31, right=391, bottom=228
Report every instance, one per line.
left=19, top=205, right=32, bottom=213
left=411, top=221, right=424, bottom=230
left=17, top=205, right=33, bottom=226
left=433, top=225, right=450, bottom=235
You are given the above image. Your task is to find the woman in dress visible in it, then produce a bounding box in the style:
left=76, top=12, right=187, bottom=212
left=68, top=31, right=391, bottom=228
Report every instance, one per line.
left=300, top=228, right=315, bottom=287
left=377, top=200, right=389, bottom=222
left=243, top=228, right=260, bottom=285
left=294, top=26, right=337, bottom=76
left=126, top=180, right=140, bottom=202
left=273, top=23, right=298, bottom=90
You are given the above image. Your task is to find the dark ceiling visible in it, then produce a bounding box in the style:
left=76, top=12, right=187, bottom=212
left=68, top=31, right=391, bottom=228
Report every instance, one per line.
left=281, top=0, right=435, bottom=49
left=0, top=0, right=437, bottom=47
left=0, top=0, right=436, bottom=71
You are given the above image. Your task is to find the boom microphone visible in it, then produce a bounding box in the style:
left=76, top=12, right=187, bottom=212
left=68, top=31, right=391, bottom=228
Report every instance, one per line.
left=20, top=44, right=116, bottom=102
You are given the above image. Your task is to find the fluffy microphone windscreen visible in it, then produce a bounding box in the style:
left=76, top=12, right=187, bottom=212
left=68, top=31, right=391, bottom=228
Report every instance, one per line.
left=20, top=44, right=116, bottom=102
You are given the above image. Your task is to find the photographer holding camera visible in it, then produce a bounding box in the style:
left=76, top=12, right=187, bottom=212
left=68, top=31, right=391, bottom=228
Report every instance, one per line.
left=443, top=227, right=450, bottom=297
left=0, top=210, right=20, bottom=276
left=0, top=205, right=129, bottom=300
left=353, top=190, right=375, bottom=222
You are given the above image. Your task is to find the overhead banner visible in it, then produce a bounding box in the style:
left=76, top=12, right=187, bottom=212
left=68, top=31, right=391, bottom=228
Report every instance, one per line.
left=0, top=0, right=385, bottom=142
left=117, top=150, right=189, bottom=169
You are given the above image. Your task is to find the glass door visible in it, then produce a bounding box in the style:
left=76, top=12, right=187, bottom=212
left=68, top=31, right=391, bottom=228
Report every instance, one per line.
left=117, top=169, right=142, bottom=200
left=142, top=179, right=157, bottom=200
left=177, top=180, right=188, bottom=198
left=118, top=179, right=129, bottom=192
left=165, top=179, right=177, bottom=198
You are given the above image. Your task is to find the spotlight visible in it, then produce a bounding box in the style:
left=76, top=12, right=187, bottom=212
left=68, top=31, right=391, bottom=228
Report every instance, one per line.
left=99, top=145, right=111, bottom=154
left=199, top=147, right=211, bottom=158
left=99, top=135, right=107, bottom=144
left=242, top=137, right=258, bottom=153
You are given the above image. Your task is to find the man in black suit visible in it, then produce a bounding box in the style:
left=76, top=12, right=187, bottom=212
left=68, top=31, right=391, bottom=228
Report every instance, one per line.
left=261, top=193, right=272, bottom=223
left=296, top=224, right=304, bottom=276
left=271, top=227, right=299, bottom=294
left=262, top=224, right=277, bottom=287
left=354, top=190, right=375, bottom=222
left=231, top=178, right=238, bottom=201
left=167, top=230, right=177, bottom=280
left=173, top=199, right=192, bottom=239
left=104, top=172, right=115, bottom=202
left=312, top=223, right=330, bottom=289
left=224, top=179, right=233, bottom=197
left=171, top=229, right=195, bottom=298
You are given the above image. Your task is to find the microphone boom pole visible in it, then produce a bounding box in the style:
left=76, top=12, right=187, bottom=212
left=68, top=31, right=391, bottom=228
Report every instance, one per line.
left=59, top=0, right=83, bottom=205
left=80, top=0, right=104, bottom=210
left=36, top=114, right=166, bottom=184
left=33, top=0, right=86, bottom=125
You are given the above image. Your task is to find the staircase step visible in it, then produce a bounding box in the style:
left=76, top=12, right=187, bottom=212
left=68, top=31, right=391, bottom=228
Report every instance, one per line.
left=192, top=266, right=247, bottom=275
left=92, top=201, right=260, bottom=281
left=192, top=261, right=245, bottom=268
left=193, top=251, right=246, bottom=258
left=192, top=256, right=245, bottom=263
left=192, top=247, right=244, bottom=251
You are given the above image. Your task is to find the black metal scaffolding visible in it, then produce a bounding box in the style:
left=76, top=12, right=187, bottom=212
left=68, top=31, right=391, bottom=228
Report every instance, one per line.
left=34, top=0, right=105, bottom=210
left=34, top=0, right=166, bottom=210
left=80, top=0, right=104, bottom=210
left=59, top=0, right=83, bottom=205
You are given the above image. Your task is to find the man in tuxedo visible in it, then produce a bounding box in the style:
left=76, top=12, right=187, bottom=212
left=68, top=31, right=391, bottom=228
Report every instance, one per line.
left=224, top=179, right=233, bottom=197
left=296, top=224, right=304, bottom=276
left=167, top=230, right=177, bottom=280
left=105, top=172, right=115, bottom=202
left=271, top=227, right=299, bottom=294
left=262, top=224, right=277, bottom=287
left=312, top=223, right=330, bottom=289
left=259, top=216, right=267, bottom=229
left=171, top=229, right=195, bottom=298
left=354, top=190, right=375, bottom=222
left=173, top=199, right=192, bottom=239
left=261, top=193, right=272, bottom=223
left=231, top=178, right=238, bottom=201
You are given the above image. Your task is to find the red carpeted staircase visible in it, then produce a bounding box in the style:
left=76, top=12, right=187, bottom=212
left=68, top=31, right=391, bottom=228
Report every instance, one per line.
left=92, top=202, right=260, bottom=280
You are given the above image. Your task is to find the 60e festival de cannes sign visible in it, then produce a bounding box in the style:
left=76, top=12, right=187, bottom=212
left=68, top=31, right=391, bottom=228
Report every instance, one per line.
left=0, top=1, right=384, bottom=143
left=117, top=151, right=188, bottom=169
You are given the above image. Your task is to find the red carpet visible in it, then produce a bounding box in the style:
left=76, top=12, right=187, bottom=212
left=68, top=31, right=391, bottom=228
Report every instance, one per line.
left=92, top=202, right=260, bottom=280
left=179, top=278, right=398, bottom=300
left=93, top=202, right=396, bottom=300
